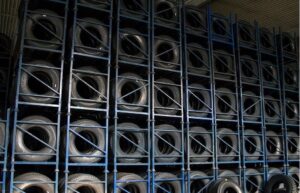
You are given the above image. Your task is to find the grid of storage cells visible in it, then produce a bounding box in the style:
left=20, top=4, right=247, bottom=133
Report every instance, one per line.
left=9, top=0, right=68, bottom=192
left=110, top=0, right=151, bottom=193
left=210, top=11, right=241, bottom=186
left=62, top=0, right=113, bottom=193
left=183, top=5, right=214, bottom=193
left=151, top=0, right=185, bottom=192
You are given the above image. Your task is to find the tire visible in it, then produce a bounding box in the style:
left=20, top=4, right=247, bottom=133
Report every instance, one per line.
left=189, top=127, right=212, bottom=162
left=219, top=170, right=239, bottom=185
left=190, top=171, right=210, bottom=193
left=155, top=124, right=181, bottom=163
left=288, top=167, right=300, bottom=188
left=208, top=178, right=242, bottom=193
left=260, top=28, right=274, bottom=50
left=284, top=64, right=298, bottom=89
left=79, top=0, right=108, bottom=7
left=64, top=173, right=104, bottom=193
left=0, top=122, right=5, bottom=148
left=66, top=119, right=105, bottom=163
left=266, top=131, right=282, bottom=160
left=212, top=16, right=230, bottom=36
left=264, top=95, right=280, bottom=123
left=243, top=91, right=260, bottom=121
left=16, top=116, right=56, bottom=162
left=110, top=123, right=146, bottom=163
left=187, top=43, right=209, bottom=75
left=264, top=174, right=297, bottom=193
left=287, top=132, right=300, bottom=160
left=262, top=61, right=278, bottom=86
left=0, top=33, right=11, bottom=54
left=71, top=66, right=106, bottom=108
left=282, top=32, right=296, bottom=53
left=25, top=9, right=63, bottom=49
left=185, top=8, right=206, bottom=32
left=120, top=0, right=147, bottom=17
left=188, top=84, right=210, bottom=117
left=0, top=68, right=7, bottom=87
left=217, top=128, right=238, bottom=161
left=268, top=168, right=283, bottom=179
left=75, top=18, right=108, bottom=56
left=155, top=35, right=179, bottom=69
left=14, top=172, right=54, bottom=193
left=155, top=173, right=181, bottom=193
left=285, top=98, right=299, bottom=124
left=20, top=60, right=60, bottom=104
left=116, top=73, right=147, bottom=112
left=213, top=50, right=234, bottom=79
left=244, top=129, right=262, bottom=161
left=155, top=0, right=178, bottom=25
left=238, top=20, right=255, bottom=44
left=240, top=55, right=258, bottom=83
left=215, top=87, right=236, bottom=120
left=245, top=169, right=263, bottom=193
left=154, top=78, right=180, bottom=115
left=109, top=173, right=147, bottom=193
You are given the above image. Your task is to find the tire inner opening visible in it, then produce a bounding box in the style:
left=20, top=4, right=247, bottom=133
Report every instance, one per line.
left=77, top=186, right=96, bottom=193
left=261, top=33, right=272, bottom=48
left=271, top=182, right=286, bottom=192
left=190, top=180, right=205, bottom=193
left=158, top=134, right=175, bottom=154
left=32, top=18, right=56, bottom=41
left=242, top=61, right=254, bottom=77
left=121, top=35, right=141, bottom=56
left=285, top=68, right=296, bottom=85
left=245, top=137, right=257, bottom=154
left=156, top=2, right=175, bottom=20
left=157, top=87, right=174, bottom=107
left=223, top=187, right=238, bottom=193
left=246, top=176, right=259, bottom=193
left=218, top=95, right=231, bottom=113
left=267, top=138, right=277, bottom=154
left=80, top=26, right=102, bottom=48
left=288, top=138, right=297, bottom=153
left=157, top=183, right=175, bottom=193
left=28, top=71, right=53, bottom=95
left=123, top=0, right=143, bottom=11
left=189, top=91, right=205, bottom=111
left=263, top=66, right=275, bottom=82
left=215, top=56, right=229, bottom=73
left=191, top=135, right=206, bottom=154
left=157, top=42, right=175, bottom=62
left=282, top=36, right=294, bottom=52
left=265, top=101, right=276, bottom=117
left=24, top=127, right=50, bottom=151
left=189, top=50, right=204, bottom=68
left=186, top=11, right=203, bottom=29
left=75, top=130, right=98, bottom=154
left=76, top=76, right=98, bottom=99
left=24, top=186, right=47, bottom=193
left=121, top=184, right=140, bottom=193
left=286, top=103, right=297, bottom=119
left=213, top=19, right=227, bottom=35
left=292, top=174, right=299, bottom=187
left=239, top=26, right=252, bottom=42
left=219, top=136, right=233, bottom=154
left=244, top=98, right=256, bottom=115
left=120, top=132, right=138, bottom=154
left=121, top=81, right=141, bottom=104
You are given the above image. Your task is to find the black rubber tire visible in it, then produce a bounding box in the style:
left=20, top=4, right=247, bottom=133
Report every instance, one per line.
left=288, top=167, right=300, bottom=188
left=264, top=174, right=297, bottom=193
left=0, top=122, right=5, bottom=149
left=189, top=127, right=212, bottom=162
left=155, top=173, right=181, bottom=193
left=260, top=28, right=274, bottom=50
left=240, top=55, right=258, bottom=83
left=155, top=35, right=179, bottom=69
left=14, top=172, right=54, bottom=193
left=238, top=20, right=255, bottom=44
left=0, top=33, right=11, bottom=54
left=243, top=91, right=260, bottom=121
left=64, top=173, right=104, bottom=193
left=25, top=9, right=63, bottom=49
left=285, top=98, right=299, bottom=124
left=264, top=95, right=280, bottom=123
left=287, top=132, right=300, bottom=160
left=109, top=173, right=147, bottom=193
left=185, top=8, right=206, bottom=32
left=155, top=0, right=178, bottom=25
left=213, top=50, right=234, bottom=80
left=155, top=124, right=181, bottom=163
left=79, top=0, right=108, bottom=7
left=75, top=18, right=108, bottom=56
left=188, top=84, right=210, bottom=117
left=16, top=116, right=56, bottom=162
left=245, top=169, right=263, bottom=193
left=212, top=16, right=230, bottom=36
left=244, top=129, right=262, bottom=161
left=268, top=168, right=283, bottom=179
left=154, top=78, right=180, bottom=115
left=187, top=43, right=209, bottom=75
left=20, top=60, right=60, bottom=104
left=71, top=66, right=106, bottom=108
left=282, top=32, right=296, bottom=53
left=219, top=170, right=239, bottom=184
left=262, top=61, right=278, bottom=86
left=116, top=73, right=147, bottom=112
left=0, top=68, right=8, bottom=87
left=217, top=128, right=238, bottom=161
left=120, top=0, right=147, bottom=17
left=266, top=131, right=282, bottom=160
left=208, top=178, right=242, bottom=193
left=215, top=87, right=236, bottom=120
left=190, top=171, right=210, bottom=193
left=119, top=28, right=147, bottom=63
left=284, top=64, right=298, bottom=89
left=66, top=119, right=105, bottom=163
left=110, top=123, right=146, bottom=163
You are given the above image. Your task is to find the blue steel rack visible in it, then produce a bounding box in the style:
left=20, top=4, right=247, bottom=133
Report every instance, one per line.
left=112, top=0, right=151, bottom=192
left=63, top=0, right=113, bottom=193
left=182, top=4, right=215, bottom=193
left=9, top=0, right=68, bottom=192
left=151, top=0, right=185, bottom=192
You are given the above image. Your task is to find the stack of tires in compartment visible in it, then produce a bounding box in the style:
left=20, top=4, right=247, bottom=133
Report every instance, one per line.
left=3, top=0, right=300, bottom=193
